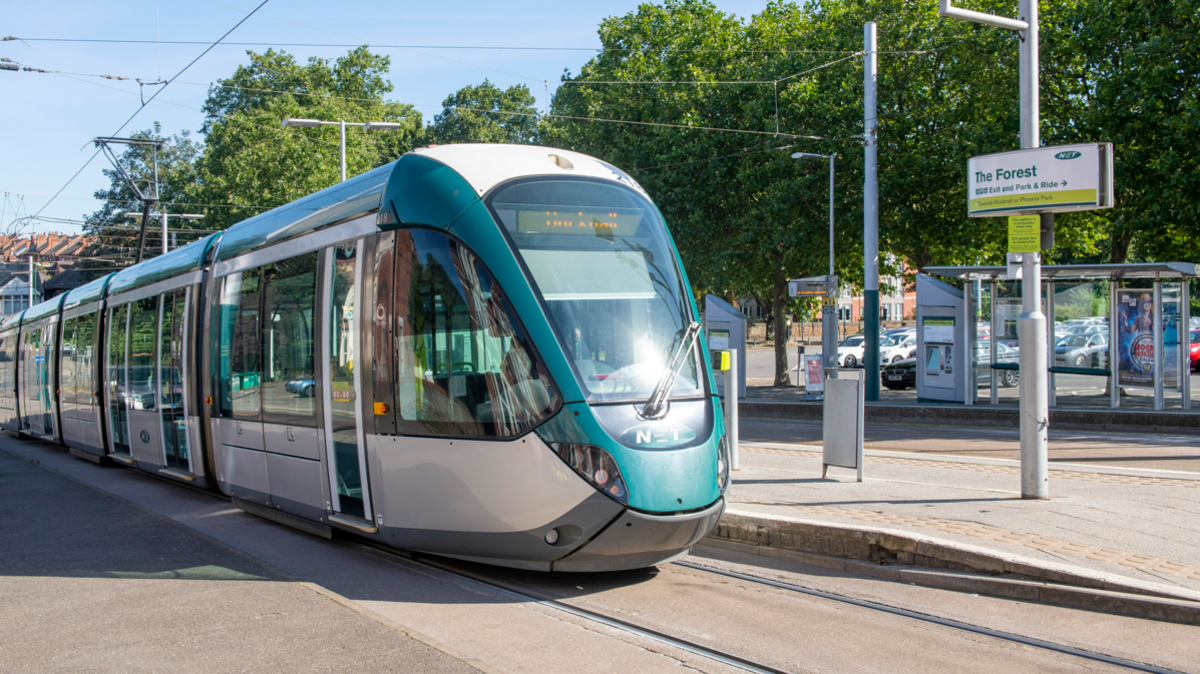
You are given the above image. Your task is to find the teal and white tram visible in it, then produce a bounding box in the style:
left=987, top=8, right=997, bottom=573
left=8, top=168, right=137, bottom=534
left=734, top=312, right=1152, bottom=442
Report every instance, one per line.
left=0, top=145, right=729, bottom=571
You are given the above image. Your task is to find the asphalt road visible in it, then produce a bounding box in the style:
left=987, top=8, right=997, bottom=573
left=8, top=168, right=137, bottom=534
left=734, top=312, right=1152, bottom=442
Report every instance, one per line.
left=3, top=436, right=1197, bottom=674
left=740, top=416, right=1200, bottom=473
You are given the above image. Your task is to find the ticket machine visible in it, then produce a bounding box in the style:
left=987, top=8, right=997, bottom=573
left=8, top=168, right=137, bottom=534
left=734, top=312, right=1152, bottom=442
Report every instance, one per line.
left=704, top=294, right=746, bottom=398
left=915, top=274, right=967, bottom=403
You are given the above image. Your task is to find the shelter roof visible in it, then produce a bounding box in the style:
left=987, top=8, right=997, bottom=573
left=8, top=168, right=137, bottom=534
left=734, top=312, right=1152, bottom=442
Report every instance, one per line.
left=923, top=262, right=1200, bottom=281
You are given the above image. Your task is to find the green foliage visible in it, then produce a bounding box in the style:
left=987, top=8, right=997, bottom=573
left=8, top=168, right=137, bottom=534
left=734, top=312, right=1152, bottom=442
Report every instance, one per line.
left=425, top=79, right=541, bottom=145
left=85, top=123, right=202, bottom=262
left=190, top=47, right=423, bottom=229
left=1043, top=0, right=1199, bottom=263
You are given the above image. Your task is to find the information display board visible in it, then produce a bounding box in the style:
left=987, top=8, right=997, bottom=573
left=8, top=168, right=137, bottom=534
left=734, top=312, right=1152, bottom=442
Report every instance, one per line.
left=968, top=143, right=1114, bottom=217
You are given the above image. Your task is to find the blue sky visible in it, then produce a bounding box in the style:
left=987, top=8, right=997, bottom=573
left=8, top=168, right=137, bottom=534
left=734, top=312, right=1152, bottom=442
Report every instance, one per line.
left=1, top=0, right=769, bottom=236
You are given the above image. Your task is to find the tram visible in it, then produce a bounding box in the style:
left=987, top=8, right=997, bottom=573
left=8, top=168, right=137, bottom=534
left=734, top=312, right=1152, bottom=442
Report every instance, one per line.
left=0, top=145, right=728, bottom=571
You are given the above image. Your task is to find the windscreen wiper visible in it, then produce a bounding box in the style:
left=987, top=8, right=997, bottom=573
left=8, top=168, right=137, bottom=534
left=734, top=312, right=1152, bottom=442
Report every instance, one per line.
left=641, top=321, right=701, bottom=419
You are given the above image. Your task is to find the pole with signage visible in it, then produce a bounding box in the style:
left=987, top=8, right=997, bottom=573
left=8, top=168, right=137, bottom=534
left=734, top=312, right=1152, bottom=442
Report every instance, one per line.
left=942, top=0, right=1117, bottom=500
left=790, top=275, right=840, bottom=377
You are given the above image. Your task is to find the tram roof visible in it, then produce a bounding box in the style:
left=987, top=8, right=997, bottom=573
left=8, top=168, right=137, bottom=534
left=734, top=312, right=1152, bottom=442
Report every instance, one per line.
left=413, top=144, right=645, bottom=197
left=208, top=144, right=640, bottom=264
left=62, top=272, right=116, bottom=310
left=22, top=294, right=65, bottom=325
left=106, top=233, right=223, bottom=297
left=0, top=309, right=24, bottom=332
left=214, top=163, right=392, bottom=262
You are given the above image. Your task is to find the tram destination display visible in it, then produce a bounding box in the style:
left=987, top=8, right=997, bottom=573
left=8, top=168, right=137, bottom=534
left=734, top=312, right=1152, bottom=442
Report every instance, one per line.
left=968, top=143, right=1114, bottom=217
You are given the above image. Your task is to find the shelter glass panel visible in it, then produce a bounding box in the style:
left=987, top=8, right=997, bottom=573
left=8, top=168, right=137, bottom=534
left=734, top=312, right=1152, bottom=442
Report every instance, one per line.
left=392, top=229, right=561, bottom=438
left=107, top=304, right=131, bottom=454
left=261, top=253, right=318, bottom=427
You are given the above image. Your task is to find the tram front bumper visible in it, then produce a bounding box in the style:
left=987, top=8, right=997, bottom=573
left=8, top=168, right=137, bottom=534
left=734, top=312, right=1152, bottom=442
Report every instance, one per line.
left=552, top=497, right=726, bottom=572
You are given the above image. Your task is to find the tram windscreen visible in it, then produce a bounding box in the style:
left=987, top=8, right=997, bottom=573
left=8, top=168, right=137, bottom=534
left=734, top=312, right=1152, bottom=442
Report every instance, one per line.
left=489, top=178, right=703, bottom=404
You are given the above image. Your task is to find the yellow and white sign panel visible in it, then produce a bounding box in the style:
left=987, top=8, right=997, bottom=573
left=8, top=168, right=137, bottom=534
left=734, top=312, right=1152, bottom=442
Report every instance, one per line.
left=968, top=143, right=1113, bottom=217
left=1007, top=215, right=1040, bottom=253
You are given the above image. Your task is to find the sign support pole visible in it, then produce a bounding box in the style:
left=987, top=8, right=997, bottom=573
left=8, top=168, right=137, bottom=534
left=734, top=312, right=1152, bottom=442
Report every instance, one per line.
left=863, top=22, right=880, bottom=401
left=943, top=0, right=1047, bottom=498
left=1017, top=0, right=1049, bottom=499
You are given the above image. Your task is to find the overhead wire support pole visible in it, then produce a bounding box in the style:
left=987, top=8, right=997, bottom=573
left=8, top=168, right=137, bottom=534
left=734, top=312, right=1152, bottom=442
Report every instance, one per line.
left=863, top=22, right=880, bottom=401
left=940, top=0, right=1047, bottom=499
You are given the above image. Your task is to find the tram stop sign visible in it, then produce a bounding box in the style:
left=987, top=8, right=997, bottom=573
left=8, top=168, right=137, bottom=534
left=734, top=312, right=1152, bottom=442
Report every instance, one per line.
left=967, top=143, right=1114, bottom=218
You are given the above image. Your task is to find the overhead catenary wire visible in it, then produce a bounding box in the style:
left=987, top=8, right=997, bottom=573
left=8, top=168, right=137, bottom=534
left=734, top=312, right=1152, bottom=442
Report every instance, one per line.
left=29, top=0, right=272, bottom=224
left=193, top=0, right=545, bottom=83
left=4, top=36, right=948, bottom=55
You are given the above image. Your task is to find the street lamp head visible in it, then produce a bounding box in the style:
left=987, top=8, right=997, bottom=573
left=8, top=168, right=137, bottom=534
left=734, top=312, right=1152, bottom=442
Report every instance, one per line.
left=282, top=118, right=323, bottom=128
left=791, top=152, right=827, bottom=161
left=362, top=122, right=404, bottom=131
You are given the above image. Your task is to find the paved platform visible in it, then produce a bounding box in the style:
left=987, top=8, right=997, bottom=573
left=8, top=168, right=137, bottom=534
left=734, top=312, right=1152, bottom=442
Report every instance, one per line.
left=0, top=443, right=482, bottom=674
left=722, top=436, right=1200, bottom=600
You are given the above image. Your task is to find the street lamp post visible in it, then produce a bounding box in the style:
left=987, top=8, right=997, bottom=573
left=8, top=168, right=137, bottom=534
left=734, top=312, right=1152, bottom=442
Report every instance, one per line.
left=281, top=118, right=406, bottom=183
left=792, top=152, right=838, bottom=373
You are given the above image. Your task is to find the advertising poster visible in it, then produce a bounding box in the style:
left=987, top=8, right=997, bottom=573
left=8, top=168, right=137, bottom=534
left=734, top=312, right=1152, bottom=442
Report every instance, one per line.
left=803, top=354, right=824, bottom=393
left=1116, top=290, right=1179, bottom=389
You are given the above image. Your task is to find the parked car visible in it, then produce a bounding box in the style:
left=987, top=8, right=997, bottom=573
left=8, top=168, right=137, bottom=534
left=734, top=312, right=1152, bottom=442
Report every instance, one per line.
left=976, top=341, right=1020, bottom=388
left=1054, top=333, right=1108, bottom=368
left=837, top=335, right=865, bottom=367
left=285, top=375, right=316, bottom=397
left=1191, top=328, right=1200, bottom=372
left=880, top=333, right=917, bottom=364
left=881, top=358, right=915, bottom=389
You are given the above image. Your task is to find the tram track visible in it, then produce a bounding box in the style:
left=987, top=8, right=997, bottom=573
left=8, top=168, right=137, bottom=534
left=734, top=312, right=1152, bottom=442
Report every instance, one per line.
left=127, top=461, right=1188, bottom=674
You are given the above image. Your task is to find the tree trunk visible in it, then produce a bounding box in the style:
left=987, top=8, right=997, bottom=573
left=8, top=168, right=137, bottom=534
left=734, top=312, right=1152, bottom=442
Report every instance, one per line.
left=773, top=260, right=791, bottom=386
left=1110, top=229, right=1134, bottom=264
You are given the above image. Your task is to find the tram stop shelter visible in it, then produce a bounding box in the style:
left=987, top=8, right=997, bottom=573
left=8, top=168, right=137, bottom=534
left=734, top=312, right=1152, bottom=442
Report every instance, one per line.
left=922, top=262, right=1199, bottom=411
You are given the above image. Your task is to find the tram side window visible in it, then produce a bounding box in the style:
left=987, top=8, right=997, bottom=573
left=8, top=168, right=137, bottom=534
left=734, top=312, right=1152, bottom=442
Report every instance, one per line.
left=128, top=297, right=159, bottom=411
left=0, top=334, right=11, bottom=409
left=261, top=253, right=318, bottom=427
left=75, top=312, right=96, bottom=408
left=392, top=229, right=561, bottom=438
left=218, top=268, right=263, bottom=421
left=61, top=317, right=78, bottom=406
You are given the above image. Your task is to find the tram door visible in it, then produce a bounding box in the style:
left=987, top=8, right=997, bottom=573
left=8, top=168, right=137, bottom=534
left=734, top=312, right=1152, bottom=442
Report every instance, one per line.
left=323, top=240, right=373, bottom=523
left=106, top=304, right=132, bottom=456
left=159, top=288, right=190, bottom=472
left=20, top=328, right=43, bottom=436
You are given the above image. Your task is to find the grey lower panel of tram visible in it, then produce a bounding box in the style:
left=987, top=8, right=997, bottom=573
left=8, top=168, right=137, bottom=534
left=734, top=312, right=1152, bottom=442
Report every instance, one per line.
left=380, top=491, right=624, bottom=571
left=128, top=409, right=162, bottom=468
left=552, top=499, right=726, bottom=572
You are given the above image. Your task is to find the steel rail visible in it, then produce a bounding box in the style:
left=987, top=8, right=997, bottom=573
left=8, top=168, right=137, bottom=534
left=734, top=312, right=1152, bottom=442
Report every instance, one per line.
left=362, top=546, right=796, bottom=674
left=675, top=561, right=1186, bottom=674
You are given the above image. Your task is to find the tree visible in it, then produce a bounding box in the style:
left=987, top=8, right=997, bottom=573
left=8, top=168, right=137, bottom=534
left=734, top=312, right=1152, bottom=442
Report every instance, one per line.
left=425, top=80, right=541, bottom=145
left=1043, top=0, right=1199, bottom=263
left=190, top=47, right=423, bottom=229
left=85, top=123, right=202, bottom=265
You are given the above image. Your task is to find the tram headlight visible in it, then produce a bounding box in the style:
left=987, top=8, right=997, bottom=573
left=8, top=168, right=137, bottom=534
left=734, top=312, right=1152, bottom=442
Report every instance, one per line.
left=551, top=443, right=629, bottom=505
left=717, top=435, right=731, bottom=494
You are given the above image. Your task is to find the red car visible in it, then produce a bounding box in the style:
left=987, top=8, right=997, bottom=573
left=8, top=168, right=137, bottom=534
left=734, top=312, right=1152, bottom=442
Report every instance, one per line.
left=1191, top=329, right=1200, bottom=372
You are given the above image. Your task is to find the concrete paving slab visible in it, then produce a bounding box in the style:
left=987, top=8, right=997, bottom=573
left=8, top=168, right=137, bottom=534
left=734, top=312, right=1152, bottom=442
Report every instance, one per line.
left=0, top=443, right=483, bottom=674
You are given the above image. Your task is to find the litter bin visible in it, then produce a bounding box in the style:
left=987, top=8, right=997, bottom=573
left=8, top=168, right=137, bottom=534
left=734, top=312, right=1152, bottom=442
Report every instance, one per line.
left=823, top=368, right=864, bottom=481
